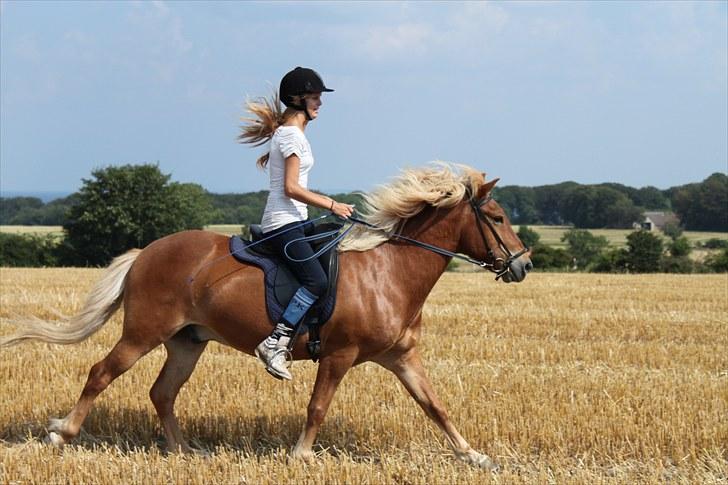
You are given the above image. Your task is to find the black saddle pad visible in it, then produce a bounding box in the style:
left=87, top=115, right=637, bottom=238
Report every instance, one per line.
left=228, top=224, right=340, bottom=329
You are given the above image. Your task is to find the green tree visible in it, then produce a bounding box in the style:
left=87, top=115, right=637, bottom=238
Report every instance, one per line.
left=62, top=164, right=214, bottom=266
left=562, top=186, right=642, bottom=229
left=633, top=186, right=670, bottom=210
left=1, top=197, right=43, bottom=223
left=492, top=186, right=539, bottom=224
left=625, top=230, right=663, bottom=273
left=534, top=182, right=578, bottom=225
left=560, top=228, right=609, bottom=269
left=517, top=225, right=540, bottom=248
left=672, top=173, right=728, bottom=231
left=208, top=190, right=269, bottom=224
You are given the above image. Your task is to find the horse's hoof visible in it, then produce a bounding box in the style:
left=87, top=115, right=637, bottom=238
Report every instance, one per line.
left=45, top=431, right=66, bottom=448
left=166, top=444, right=210, bottom=457
left=290, top=449, right=316, bottom=462
left=473, top=453, right=499, bottom=471
left=458, top=451, right=500, bottom=471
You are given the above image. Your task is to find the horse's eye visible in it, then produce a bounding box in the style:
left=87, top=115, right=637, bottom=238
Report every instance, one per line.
left=493, top=216, right=504, bottom=225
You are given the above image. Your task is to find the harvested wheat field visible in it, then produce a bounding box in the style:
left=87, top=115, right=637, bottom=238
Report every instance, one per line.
left=1, top=268, right=726, bottom=484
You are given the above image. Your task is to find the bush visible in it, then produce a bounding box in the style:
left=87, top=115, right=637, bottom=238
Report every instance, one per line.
left=561, top=228, right=609, bottom=270
left=0, top=233, right=60, bottom=267
left=530, top=243, right=571, bottom=271
left=699, top=238, right=728, bottom=250
left=517, top=225, right=540, bottom=248
left=705, top=248, right=728, bottom=272
left=660, top=255, right=694, bottom=273
left=668, top=236, right=692, bottom=257
left=592, top=248, right=628, bottom=273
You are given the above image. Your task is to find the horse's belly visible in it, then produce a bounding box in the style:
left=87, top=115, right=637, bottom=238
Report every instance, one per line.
left=193, top=263, right=272, bottom=353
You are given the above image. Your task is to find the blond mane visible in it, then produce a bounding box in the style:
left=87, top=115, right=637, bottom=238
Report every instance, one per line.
left=338, top=162, right=486, bottom=252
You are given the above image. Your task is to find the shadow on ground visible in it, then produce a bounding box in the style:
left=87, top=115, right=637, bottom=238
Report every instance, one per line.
left=0, top=404, right=377, bottom=462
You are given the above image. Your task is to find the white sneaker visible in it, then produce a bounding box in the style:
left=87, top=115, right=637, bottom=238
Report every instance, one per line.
left=255, top=341, right=292, bottom=380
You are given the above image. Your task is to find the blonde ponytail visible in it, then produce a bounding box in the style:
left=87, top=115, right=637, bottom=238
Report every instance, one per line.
left=238, top=93, right=285, bottom=169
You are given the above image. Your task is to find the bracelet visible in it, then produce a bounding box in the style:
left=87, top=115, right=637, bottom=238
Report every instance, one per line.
left=329, top=199, right=335, bottom=211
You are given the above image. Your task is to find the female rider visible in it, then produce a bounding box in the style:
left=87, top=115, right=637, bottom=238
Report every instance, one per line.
left=239, top=67, right=354, bottom=380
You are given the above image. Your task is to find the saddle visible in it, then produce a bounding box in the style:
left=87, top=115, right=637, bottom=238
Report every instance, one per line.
left=228, top=222, right=342, bottom=360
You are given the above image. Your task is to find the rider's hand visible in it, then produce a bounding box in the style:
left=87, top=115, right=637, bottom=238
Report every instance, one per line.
left=331, top=201, right=354, bottom=219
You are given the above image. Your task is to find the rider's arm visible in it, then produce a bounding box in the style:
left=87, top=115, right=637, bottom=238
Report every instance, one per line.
left=284, top=155, right=353, bottom=218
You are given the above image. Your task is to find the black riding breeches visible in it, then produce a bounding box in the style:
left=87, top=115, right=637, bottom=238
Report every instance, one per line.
left=263, top=220, right=328, bottom=297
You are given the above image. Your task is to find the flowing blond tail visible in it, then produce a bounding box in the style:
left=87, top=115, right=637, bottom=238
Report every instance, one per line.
left=0, top=249, right=142, bottom=348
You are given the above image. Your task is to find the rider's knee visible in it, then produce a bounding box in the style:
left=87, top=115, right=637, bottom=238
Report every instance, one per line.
left=305, top=276, right=328, bottom=298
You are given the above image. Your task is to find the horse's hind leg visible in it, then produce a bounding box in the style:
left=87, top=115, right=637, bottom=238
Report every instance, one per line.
left=379, top=348, right=499, bottom=470
left=47, top=337, right=157, bottom=446
left=149, top=329, right=207, bottom=454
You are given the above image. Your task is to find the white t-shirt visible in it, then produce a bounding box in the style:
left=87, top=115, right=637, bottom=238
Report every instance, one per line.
left=260, top=125, right=314, bottom=232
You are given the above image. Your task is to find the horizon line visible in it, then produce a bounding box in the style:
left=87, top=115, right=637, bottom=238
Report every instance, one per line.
left=1, top=171, right=724, bottom=201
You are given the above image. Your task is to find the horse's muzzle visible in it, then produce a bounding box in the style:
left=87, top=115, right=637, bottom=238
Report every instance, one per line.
left=501, top=255, right=532, bottom=283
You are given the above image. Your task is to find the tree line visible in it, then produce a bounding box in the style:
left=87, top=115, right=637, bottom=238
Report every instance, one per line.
left=491, top=173, right=727, bottom=231
left=3, top=169, right=726, bottom=231
left=0, top=164, right=726, bottom=268
left=517, top=225, right=728, bottom=274
left=1, top=184, right=361, bottom=228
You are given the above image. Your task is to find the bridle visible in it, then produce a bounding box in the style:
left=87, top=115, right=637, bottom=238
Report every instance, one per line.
left=343, top=191, right=529, bottom=280
left=467, top=193, right=530, bottom=280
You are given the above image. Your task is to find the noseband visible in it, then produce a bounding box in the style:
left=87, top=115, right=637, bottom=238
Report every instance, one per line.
left=468, top=194, right=530, bottom=280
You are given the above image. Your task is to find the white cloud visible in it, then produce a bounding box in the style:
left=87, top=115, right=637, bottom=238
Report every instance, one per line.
left=449, top=1, right=509, bottom=35
left=126, top=0, right=193, bottom=82
left=361, top=23, right=433, bottom=59
left=323, top=2, right=512, bottom=63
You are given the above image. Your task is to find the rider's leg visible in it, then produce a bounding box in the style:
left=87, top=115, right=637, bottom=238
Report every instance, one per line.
left=255, top=286, right=318, bottom=380
left=256, top=222, right=328, bottom=380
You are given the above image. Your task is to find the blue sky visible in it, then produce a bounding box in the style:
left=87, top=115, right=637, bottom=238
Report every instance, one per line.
left=1, top=1, right=726, bottom=195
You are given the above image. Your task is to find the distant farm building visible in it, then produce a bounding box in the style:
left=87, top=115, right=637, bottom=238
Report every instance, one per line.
left=635, top=211, right=680, bottom=231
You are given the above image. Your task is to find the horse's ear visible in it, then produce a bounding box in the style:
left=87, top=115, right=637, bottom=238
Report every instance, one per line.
left=477, top=178, right=500, bottom=198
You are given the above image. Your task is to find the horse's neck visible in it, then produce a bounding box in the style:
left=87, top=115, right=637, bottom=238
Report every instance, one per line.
left=386, top=207, right=461, bottom=307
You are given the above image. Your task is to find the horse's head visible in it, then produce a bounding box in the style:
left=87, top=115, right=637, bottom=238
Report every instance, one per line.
left=457, top=176, right=533, bottom=283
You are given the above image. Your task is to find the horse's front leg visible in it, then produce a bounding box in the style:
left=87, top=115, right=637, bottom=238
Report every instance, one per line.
left=291, top=348, right=357, bottom=460
left=379, top=348, right=499, bottom=470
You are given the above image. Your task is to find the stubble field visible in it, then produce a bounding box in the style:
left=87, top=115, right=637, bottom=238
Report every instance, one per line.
left=0, top=269, right=726, bottom=484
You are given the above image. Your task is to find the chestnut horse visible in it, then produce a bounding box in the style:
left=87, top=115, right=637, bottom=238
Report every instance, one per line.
left=1, top=164, right=531, bottom=469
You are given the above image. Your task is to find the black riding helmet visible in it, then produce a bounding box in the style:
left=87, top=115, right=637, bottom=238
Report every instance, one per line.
left=279, top=67, right=334, bottom=120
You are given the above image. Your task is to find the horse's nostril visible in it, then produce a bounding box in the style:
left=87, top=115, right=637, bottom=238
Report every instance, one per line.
left=525, top=261, right=533, bottom=272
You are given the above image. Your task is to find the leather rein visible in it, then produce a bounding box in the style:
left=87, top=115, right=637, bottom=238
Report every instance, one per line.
left=189, top=193, right=529, bottom=285
left=345, top=193, right=529, bottom=280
